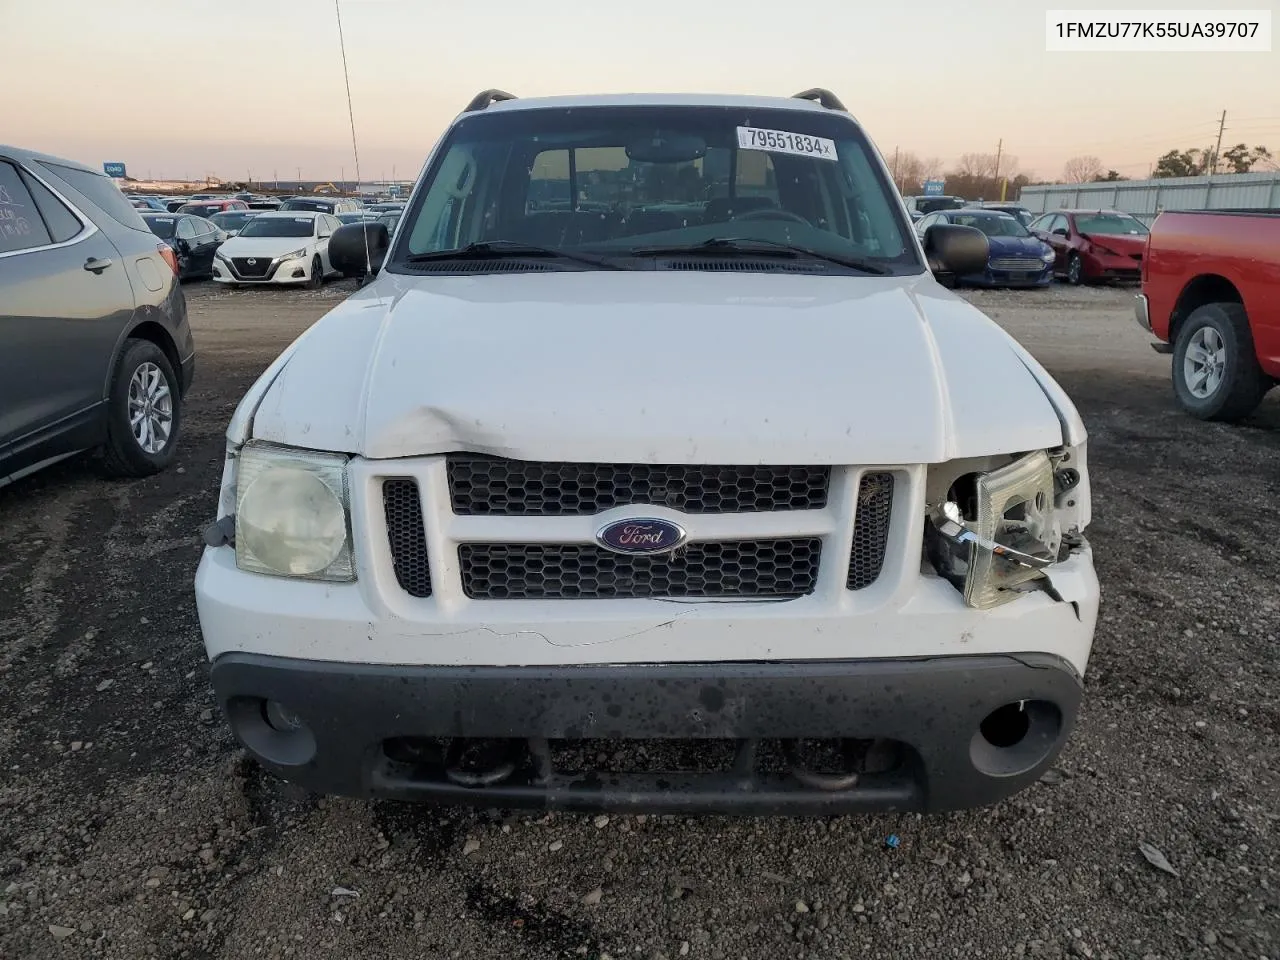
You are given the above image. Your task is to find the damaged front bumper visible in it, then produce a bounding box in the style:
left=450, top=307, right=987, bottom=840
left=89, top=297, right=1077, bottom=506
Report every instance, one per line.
left=210, top=651, right=1083, bottom=814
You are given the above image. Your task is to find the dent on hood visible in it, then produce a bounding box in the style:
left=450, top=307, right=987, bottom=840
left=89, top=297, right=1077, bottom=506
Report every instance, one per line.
left=247, top=273, right=1080, bottom=462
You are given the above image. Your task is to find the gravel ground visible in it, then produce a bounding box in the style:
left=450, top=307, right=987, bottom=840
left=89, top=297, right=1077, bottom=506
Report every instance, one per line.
left=1, top=279, right=1277, bottom=960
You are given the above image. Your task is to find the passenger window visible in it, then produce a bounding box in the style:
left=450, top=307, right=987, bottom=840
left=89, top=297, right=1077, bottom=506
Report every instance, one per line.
left=527, top=150, right=570, bottom=211
left=20, top=171, right=83, bottom=243
left=36, top=161, right=149, bottom=232
left=735, top=151, right=779, bottom=206
left=176, top=218, right=197, bottom=240
left=0, top=160, right=54, bottom=253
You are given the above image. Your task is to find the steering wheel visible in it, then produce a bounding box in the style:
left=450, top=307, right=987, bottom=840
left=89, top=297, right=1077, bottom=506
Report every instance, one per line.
left=731, top=207, right=809, bottom=225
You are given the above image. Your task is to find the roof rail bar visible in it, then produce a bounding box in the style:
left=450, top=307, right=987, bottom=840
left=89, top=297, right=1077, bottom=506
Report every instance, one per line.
left=791, top=88, right=847, bottom=112
left=463, top=89, right=518, bottom=113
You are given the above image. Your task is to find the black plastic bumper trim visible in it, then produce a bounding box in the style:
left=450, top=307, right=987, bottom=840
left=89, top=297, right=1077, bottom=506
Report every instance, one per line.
left=210, top=652, right=1083, bottom=814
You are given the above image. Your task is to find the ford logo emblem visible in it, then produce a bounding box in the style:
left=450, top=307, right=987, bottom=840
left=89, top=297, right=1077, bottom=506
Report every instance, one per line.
left=596, top=518, right=687, bottom=555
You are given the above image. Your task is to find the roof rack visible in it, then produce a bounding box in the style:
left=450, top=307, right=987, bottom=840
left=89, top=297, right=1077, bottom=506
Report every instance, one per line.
left=463, top=89, right=518, bottom=112
left=791, top=88, right=847, bottom=112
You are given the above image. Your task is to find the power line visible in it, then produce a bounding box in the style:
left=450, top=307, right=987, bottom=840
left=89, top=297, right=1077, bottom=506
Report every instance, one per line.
left=334, top=0, right=363, bottom=188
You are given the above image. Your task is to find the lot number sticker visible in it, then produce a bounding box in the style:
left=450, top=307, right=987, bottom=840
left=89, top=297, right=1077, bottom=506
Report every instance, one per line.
left=736, top=126, right=837, bottom=161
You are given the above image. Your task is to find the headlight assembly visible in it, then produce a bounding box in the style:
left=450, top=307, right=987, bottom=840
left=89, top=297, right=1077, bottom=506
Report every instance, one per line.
left=926, top=450, right=1062, bottom=609
left=1040, top=248, right=1055, bottom=262
left=234, top=442, right=354, bottom=581
left=281, top=248, right=309, bottom=261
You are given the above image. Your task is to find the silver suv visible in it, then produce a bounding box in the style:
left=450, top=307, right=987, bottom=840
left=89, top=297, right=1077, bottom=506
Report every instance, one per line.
left=0, top=147, right=195, bottom=487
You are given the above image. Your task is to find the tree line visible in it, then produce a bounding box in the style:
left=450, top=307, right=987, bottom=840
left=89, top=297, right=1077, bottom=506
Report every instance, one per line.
left=891, top=141, right=1272, bottom=197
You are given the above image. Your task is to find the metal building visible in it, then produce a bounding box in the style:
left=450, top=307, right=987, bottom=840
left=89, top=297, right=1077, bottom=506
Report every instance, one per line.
left=1018, top=171, right=1280, bottom=225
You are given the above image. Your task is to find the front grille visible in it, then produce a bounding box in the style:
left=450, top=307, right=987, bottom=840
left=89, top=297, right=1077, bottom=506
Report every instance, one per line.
left=383, top=478, right=432, bottom=597
left=989, top=257, right=1044, bottom=272
left=847, top=473, right=894, bottom=590
left=459, top=539, right=821, bottom=600
left=447, top=456, right=830, bottom=516
left=232, top=256, right=273, bottom=278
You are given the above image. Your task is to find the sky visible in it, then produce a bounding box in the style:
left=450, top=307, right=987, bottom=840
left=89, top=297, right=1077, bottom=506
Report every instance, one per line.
left=5, top=0, right=1279, bottom=184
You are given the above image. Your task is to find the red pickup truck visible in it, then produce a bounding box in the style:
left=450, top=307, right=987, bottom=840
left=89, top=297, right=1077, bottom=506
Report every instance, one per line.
left=1136, top=210, right=1280, bottom=420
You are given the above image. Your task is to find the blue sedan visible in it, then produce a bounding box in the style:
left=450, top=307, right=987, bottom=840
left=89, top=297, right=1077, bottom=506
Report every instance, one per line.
left=915, top=208, right=1055, bottom=287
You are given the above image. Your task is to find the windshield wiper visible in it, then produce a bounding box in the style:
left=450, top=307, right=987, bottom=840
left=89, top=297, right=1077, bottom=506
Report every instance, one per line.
left=629, top=237, right=888, bottom=275
left=405, top=240, right=626, bottom=270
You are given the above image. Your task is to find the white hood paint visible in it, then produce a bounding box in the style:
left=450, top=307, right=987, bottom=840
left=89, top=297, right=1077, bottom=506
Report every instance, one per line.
left=248, top=271, right=1071, bottom=464
left=217, top=236, right=315, bottom=259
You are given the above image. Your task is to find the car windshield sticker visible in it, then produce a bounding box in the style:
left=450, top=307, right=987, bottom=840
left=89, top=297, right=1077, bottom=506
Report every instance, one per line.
left=736, top=126, right=837, bottom=161
left=295, top=218, right=312, bottom=223
left=154, top=218, right=174, bottom=223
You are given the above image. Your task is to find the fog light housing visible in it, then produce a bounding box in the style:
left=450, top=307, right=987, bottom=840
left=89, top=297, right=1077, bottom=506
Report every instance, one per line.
left=264, top=700, right=304, bottom=733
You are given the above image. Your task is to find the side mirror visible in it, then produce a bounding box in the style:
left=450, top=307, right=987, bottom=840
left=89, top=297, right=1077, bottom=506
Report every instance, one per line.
left=329, top=222, right=390, bottom=278
left=923, top=224, right=988, bottom=283
left=176, top=239, right=191, bottom=254
left=1052, top=228, right=1068, bottom=237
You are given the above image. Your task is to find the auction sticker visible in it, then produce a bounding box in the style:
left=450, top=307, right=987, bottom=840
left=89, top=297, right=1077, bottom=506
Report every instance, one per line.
left=736, top=126, right=837, bottom=161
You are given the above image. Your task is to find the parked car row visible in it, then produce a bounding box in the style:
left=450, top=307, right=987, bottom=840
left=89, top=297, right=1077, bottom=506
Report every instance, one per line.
left=914, top=208, right=1055, bottom=288
left=910, top=202, right=1149, bottom=288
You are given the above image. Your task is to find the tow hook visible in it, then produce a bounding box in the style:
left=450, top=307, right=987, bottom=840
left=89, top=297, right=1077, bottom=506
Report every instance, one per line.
left=782, top=739, right=862, bottom=791
left=444, top=738, right=522, bottom=787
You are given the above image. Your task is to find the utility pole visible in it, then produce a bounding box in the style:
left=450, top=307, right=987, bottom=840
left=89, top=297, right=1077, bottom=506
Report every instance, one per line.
left=1210, top=109, right=1226, bottom=174
left=993, top=138, right=1003, bottom=182
left=297, top=166, right=302, bottom=186
left=891, top=146, right=900, bottom=188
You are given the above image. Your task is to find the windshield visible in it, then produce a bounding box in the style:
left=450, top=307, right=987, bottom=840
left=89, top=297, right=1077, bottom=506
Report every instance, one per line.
left=179, top=203, right=224, bottom=217
left=212, top=212, right=253, bottom=229
left=952, top=213, right=1030, bottom=238
left=279, top=198, right=334, bottom=212
left=237, top=217, right=316, bottom=238
left=389, top=104, right=918, bottom=274
left=915, top=197, right=965, bottom=214
left=1075, top=213, right=1148, bottom=235
left=144, top=216, right=177, bottom=239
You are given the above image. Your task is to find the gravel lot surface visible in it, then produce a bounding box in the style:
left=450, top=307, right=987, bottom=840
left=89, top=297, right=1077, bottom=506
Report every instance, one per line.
left=1, top=279, right=1277, bottom=960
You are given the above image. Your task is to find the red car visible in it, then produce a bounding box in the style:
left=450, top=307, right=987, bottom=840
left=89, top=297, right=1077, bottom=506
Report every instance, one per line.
left=1136, top=210, right=1280, bottom=420
left=1028, top=208, right=1148, bottom=284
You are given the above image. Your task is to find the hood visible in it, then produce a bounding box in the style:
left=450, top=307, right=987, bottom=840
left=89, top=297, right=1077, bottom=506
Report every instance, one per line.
left=248, top=272, right=1071, bottom=464
left=1080, top=232, right=1145, bottom=256
left=217, top=235, right=314, bottom=258
left=985, top=235, right=1051, bottom=257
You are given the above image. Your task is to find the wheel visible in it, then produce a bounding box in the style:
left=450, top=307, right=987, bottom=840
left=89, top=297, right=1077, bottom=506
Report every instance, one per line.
left=1066, top=253, right=1084, bottom=285
left=308, top=255, right=324, bottom=289
left=1172, top=302, right=1270, bottom=421
left=100, top=339, right=182, bottom=477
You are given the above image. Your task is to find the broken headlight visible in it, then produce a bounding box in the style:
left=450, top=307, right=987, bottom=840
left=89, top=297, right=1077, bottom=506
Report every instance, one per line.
left=926, top=450, right=1061, bottom=609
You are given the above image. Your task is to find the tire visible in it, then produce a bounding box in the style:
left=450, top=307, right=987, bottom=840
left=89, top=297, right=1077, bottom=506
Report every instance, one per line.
left=1066, top=253, right=1084, bottom=285
left=309, top=255, right=324, bottom=289
left=1171, top=302, right=1270, bottom=422
left=100, top=339, right=183, bottom=478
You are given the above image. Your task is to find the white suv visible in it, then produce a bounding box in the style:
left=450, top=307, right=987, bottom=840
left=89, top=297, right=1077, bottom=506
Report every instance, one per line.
left=195, top=88, right=1099, bottom=814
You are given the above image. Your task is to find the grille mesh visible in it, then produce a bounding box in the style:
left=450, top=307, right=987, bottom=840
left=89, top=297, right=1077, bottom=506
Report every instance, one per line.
left=447, top=456, right=830, bottom=516
left=847, top=473, right=894, bottom=590
left=231, top=257, right=273, bottom=278
left=988, top=257, right=1044, bottom=272
left=459, top=539, right=821, bottom=600
left=382, top=478, right=432, bottom=597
